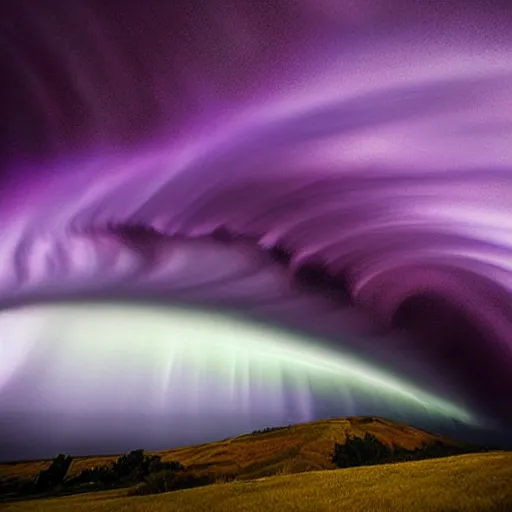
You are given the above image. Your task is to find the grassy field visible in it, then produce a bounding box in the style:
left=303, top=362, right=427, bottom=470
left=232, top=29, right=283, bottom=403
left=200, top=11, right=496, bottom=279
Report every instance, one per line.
left=0, top=416, right=461, bottom=482
left=1, top=451, right=511, bottom=512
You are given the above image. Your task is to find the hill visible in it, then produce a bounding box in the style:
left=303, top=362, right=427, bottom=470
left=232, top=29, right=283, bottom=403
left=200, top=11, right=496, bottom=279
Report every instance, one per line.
left=0, top=416, right=464, bottom=482
left=2, top=451, right=511, bottom=512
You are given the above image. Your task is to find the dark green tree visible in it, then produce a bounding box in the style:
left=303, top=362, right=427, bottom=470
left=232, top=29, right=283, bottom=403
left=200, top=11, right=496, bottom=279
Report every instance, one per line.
left=35, top=454, right=73, bottom=491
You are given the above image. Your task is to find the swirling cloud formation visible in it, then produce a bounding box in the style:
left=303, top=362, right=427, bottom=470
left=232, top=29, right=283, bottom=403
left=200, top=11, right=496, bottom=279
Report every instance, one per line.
left=1, top=0, right=511, bottom=459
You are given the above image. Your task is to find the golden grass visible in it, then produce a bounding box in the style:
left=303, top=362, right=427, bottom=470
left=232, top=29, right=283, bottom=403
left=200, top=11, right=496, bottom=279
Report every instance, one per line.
left=2, top=451, right=511, bottom=512
left=0, top=416, right=460, bottom=481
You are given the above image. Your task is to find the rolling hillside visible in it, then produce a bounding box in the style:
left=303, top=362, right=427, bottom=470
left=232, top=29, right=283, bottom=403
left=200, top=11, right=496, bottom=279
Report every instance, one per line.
left=2, top=451, right=512, bottom=512
left=0, top=416, right=463, bottom=482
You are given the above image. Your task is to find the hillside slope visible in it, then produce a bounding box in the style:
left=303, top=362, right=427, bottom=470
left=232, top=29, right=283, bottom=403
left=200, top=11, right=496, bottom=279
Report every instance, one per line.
left=3, top=451, right=511, bottom=512
left=0, top=416, right=463, bottom=481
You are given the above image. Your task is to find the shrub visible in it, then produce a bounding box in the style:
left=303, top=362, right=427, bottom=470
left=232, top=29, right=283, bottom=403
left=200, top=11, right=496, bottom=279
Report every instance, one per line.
left=332, top=433, right=392, bottom=468
left=130, top=470, right=216, bottom=495
left=111, top=449, right=146, bottom=481
left=0, top=477, right=37, bottom=497
left=16, top=478, right=38, bottom=496
left=66, top=465, right=117, bottom=487
left=215, top=472, right=237, bottom=483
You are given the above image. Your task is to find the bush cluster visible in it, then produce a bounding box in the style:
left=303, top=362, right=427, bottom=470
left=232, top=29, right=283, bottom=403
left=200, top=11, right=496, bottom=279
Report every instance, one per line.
left=67, top=449, right=185, bottom=488
left=331, top=432, right=479, bottom=468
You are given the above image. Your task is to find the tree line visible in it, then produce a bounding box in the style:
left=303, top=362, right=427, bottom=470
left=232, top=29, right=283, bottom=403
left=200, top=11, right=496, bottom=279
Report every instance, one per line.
left=331, top=432, right=484, bottom=468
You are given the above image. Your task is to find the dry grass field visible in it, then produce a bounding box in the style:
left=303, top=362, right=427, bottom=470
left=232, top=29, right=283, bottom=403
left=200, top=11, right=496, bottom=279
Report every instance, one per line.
left=1, top=451, right=511, bottom=512
left=0, top=416, right=461, bottom=482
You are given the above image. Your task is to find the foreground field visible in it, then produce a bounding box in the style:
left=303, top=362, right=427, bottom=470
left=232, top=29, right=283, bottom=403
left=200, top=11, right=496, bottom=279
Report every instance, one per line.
left=2, top=451, right=511, bottom=512
left=0, top=416, right=461, bottom=482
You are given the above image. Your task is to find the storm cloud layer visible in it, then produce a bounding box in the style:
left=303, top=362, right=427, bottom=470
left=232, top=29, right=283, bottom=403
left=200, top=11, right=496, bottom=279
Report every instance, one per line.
left=1, top=0, right=512, bottom=459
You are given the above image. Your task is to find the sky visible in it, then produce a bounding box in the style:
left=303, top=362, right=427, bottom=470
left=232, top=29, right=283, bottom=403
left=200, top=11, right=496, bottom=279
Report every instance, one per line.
left=1, top=0, right=512, bottom=460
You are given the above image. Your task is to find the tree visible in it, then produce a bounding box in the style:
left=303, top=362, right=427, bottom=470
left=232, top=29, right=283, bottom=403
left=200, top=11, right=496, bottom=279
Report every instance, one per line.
left=35, top=454, right=73, bottom=491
